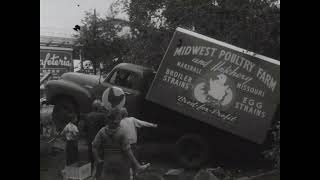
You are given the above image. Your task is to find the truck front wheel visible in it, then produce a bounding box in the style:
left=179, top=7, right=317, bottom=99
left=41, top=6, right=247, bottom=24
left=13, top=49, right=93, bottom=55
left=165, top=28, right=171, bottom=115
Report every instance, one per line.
left=175, top=134, right=210, bottom=169
left=52, top=98, right=78, bottom=132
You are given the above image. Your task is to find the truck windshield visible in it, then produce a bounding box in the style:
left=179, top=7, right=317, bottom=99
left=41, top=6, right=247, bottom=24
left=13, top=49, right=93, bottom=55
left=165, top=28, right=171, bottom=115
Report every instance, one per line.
left=106, top=69, right=141, bottom=90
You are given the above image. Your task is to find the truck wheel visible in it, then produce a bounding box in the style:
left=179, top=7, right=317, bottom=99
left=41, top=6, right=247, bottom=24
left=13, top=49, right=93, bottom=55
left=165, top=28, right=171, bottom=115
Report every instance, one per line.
left=52, top=99, right=78, bottom=132
left=175, top=134, right=210, bottom=169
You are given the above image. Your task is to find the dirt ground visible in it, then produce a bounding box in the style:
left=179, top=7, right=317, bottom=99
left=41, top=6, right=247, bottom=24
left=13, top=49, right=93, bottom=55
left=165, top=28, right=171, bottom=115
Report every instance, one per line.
left=40, top=138, right=279, bottom=180
left=40, top=139, right=182, bottom=180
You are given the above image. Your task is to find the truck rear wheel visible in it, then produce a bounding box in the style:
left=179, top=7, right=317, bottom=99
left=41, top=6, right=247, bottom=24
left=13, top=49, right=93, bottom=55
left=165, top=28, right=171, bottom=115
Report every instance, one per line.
left=175, top=134, right=210, bottom=169
left=52, top=98, right=78, bottom=132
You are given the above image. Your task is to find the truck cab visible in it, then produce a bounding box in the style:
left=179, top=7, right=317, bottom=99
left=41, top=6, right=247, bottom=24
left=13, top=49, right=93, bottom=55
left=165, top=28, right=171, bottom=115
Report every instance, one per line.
left=93, top=63, right=156, bottom=119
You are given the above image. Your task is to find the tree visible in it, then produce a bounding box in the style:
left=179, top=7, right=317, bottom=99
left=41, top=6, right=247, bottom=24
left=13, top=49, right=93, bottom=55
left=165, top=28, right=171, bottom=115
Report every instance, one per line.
left=111, top=0, right=280, bottom=69
left=73, top=10, right=130, bottom=74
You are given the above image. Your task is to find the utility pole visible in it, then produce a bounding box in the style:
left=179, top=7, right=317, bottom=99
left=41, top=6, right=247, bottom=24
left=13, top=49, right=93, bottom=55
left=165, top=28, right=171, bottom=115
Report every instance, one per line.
left=79, top=48, right=83, bottom=71
left=93, top=8, right=97, bottom=75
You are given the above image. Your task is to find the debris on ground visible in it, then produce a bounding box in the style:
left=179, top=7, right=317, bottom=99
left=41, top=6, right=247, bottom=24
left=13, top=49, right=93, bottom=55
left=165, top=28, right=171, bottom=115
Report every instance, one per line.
left=194, top=169, right=221, bottom=180
left=165, top=168, right=184, bottom=176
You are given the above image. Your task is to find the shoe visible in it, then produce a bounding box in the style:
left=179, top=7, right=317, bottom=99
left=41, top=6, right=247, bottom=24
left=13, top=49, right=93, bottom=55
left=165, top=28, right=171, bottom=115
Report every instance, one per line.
left=136, top=163, right=150, bottom=174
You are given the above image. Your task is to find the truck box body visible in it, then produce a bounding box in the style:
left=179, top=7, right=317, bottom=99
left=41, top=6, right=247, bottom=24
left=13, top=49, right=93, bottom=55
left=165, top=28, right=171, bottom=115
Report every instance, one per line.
left=146, top=28, right=280, bottom=144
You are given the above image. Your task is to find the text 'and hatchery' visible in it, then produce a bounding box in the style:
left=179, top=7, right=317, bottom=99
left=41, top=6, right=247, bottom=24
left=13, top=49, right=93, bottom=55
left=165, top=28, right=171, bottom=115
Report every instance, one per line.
left=172, top=46, right=278, bottom=96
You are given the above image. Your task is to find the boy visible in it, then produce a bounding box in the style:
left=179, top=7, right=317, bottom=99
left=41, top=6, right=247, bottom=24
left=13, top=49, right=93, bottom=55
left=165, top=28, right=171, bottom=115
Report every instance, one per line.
left=120, top=107, right=157, bottom=148
left=60, top=113, right=79, bottom=166
left=119, top=107, right=157, bottom=178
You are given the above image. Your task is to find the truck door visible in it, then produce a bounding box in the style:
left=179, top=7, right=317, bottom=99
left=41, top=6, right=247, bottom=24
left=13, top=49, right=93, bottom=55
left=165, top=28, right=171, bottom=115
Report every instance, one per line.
left=100, top=69, right=144, bottom=118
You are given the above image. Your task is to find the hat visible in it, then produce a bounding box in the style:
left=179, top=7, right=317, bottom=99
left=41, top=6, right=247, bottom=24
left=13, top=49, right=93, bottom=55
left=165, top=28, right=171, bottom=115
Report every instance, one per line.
left=102, top=87, right=126, bottom=111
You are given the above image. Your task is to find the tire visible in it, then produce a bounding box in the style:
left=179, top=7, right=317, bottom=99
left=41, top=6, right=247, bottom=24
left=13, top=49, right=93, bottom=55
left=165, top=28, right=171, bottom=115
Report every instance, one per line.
left=175, top=134, right=210, bottom=169
left=52, top=98, right=78, bottom=132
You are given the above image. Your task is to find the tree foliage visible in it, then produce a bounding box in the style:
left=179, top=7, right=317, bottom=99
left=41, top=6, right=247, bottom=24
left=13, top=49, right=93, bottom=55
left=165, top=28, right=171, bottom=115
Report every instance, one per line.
left=75, top=0, right=280, bottom=71
left=73, top=11, right=130, bottom=74
left=112, top=0, right=280, bottom=69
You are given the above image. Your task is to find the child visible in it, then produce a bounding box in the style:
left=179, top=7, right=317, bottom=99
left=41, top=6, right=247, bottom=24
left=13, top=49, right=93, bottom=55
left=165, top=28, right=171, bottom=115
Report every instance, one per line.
left=120, top=107, right=157, bottom=147
left=119, top=107, right=157, bottom=179
left=60, top=113, right=79, bottom=166
left=40, top=111, right=57, bottom=138
left=92, top=108, right=150, bottom=180
left=84, top=100, right=108, bottom=179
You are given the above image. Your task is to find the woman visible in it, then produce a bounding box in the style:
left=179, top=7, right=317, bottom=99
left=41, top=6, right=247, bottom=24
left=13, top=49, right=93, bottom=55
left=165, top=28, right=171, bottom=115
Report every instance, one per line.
left=92, top=108, right=149, bottom=180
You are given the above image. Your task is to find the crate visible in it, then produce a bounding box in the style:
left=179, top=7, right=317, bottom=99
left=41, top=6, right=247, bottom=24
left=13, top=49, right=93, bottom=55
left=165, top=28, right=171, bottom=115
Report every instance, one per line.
left=64, top=161, right=91, bottom=180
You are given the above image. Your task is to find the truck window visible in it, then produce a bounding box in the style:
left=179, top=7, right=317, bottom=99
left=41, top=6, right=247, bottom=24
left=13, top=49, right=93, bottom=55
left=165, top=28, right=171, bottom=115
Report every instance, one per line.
left=109, top=71, right=118, bottom=84
left=106, top=69, right=141, bottom=90
left=142, top=72, right=156, bottom=92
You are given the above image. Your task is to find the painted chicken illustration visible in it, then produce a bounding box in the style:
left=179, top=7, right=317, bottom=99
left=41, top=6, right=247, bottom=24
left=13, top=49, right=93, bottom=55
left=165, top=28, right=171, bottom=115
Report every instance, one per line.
left=208, top=74, right=229, bottom=102
left=107, top=87, right=125, bottom=108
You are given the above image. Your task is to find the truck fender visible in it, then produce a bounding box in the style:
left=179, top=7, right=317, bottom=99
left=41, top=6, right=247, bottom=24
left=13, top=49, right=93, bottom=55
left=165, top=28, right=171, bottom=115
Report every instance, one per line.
left=46, top=79, right=93, bottom=112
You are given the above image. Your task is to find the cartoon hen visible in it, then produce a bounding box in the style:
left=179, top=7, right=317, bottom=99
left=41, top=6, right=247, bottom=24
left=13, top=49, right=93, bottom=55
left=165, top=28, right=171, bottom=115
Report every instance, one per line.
left=208, top=74, right=229, bottom=101
left=108, top=88, right=125, bottom=108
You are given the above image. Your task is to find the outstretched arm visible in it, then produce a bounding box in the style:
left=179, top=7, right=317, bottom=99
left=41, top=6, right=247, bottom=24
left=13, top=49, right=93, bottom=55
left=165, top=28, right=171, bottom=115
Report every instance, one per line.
left=132, top=118, right=157, bottom=128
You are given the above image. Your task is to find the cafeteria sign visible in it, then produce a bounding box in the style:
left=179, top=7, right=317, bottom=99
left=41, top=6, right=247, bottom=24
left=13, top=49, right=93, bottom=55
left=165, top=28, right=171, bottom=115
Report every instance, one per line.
left=146, top=28, right=280, bottom=144
left=40, top=48, right=73, bottom=79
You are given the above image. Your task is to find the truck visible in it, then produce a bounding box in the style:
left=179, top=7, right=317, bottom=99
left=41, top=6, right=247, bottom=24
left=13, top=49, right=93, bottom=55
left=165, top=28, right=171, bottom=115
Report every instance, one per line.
left=45, top=27, right=280, bottom=168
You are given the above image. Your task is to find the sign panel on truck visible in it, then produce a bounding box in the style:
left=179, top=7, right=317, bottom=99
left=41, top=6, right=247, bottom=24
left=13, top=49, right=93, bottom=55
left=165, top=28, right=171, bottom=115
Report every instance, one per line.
left=146, top=27, right=280, bottom=144
left=40, top=46, right=73, bottom=80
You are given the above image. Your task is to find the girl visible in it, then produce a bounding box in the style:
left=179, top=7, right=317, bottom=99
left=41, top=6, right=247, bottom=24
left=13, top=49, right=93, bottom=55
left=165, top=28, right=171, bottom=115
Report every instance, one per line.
left=92, top=108, right=150, bottom=180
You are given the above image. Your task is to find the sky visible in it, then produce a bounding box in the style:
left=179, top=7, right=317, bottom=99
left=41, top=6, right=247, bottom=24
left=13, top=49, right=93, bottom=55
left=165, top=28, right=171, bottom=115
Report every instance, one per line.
left=40, top=0, right=125, bottom=37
